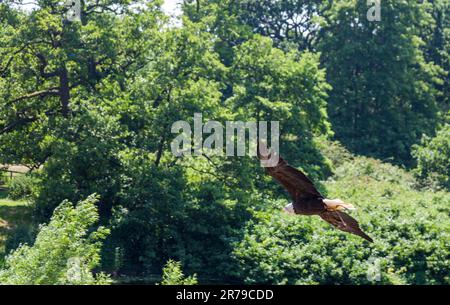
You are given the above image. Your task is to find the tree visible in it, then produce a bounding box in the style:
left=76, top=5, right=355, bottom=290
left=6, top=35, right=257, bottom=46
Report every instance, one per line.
left=412, top=123, right=450, bottom=190
left=227, top=35, right=332, bottom=180
left=0, top=0, right=164, bottom=167
left=210, top=0, right=445, bottom=164
left=0, top=194, right=110, bottom=284
left=422, top=0, right=449, bottom=115
left=319, top=0, right=442, bottom=164
left=33, top=108, right=126, bottom=220
left=235, top=0, right=332, bottom=51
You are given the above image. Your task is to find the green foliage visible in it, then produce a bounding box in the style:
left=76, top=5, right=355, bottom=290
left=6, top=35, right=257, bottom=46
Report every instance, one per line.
left=319, top=0, right=442, bottom=164
left=0, top=0, right=448, bottom=285
left=412, top=124, right=450, bottom=190
left=4, top=224, right=35, bottom=256
left=314, top=137, right=354, bottom=171
left=7, top=174, right=37, bottom=201
left=224, top=34, right=333, bottom=182
left=0, top=0, right=164, bottom=166
left=33, top=108, right=125, bottom=220
left=106, top=153, right=250, bottom=280
left=233, top=155, right=449, bottom=284
left=0, top=194, right=111, bottom=284
left=160, top=259, right=198, bottom=285
left=422, top=0, right=449, bottom=114
left=232, top=0, right=329, bottom=51
left=194, top=0, right=447, bottom=164
left=0, top=195, right=33, bottom=263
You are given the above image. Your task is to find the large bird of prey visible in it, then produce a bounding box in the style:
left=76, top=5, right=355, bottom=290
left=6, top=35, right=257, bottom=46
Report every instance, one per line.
left=258, top=143, right=373, bottom=242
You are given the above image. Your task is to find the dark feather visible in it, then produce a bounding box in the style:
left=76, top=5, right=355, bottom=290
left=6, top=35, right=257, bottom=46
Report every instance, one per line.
left=319, top=211, right=374, bottom=242
left=262, top=154, right=322, bottom=201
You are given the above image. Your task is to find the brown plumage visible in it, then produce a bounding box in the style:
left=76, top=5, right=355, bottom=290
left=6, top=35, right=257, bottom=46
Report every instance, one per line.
left=258, top=143, right=373, bottom=243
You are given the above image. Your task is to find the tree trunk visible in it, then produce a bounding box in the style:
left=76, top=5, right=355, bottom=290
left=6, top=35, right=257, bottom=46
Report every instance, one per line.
left=59, top=66, right=71, bottom=117
left=155, top=132, right=166, bottom=167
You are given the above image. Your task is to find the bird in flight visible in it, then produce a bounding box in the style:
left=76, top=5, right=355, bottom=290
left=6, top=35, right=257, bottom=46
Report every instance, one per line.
left=258, top=143, right=373, bottom=242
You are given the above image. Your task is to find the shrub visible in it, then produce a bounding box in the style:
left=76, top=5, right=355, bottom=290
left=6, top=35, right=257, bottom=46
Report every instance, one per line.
left=160, top=260, right=197, bottom=285
left=0, top=194, right=111, bottom=285
left=330, top=157, right=416, bottom=186
left=0, top=170, right=7, bottom=185
left=8, top=175, right=37, bottom=201
left=412, top=124, right=450, bottom=190
left=314, top=137, right=354, bottom=170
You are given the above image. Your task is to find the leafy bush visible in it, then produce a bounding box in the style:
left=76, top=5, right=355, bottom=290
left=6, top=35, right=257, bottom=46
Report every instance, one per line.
left=331, top=157, right=416, bottom=187
left=34, top=109, right=125, bottom=221
left=412, top=124, right=450, bottom=190
left=0, top=194, right=111, bottom=285
left=160, top=260, right=197, bottom=285
left=314, top=137, right=354, bottom=170
left=0, top=170, right=7, bottom=185
left=8, top=175, right=37, bottom=201
left=232, top=156, right=449, bottom=284
left=106, top=154, right=250, bottom=280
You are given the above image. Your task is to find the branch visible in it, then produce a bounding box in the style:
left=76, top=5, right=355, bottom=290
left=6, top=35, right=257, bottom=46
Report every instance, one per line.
left=0, top=55, right=15, bottom=77
left=0, top=44, right=30, bottom=77
left=0, top=109, right=58, bottom=135
left=35, top=53, right=60, bottom=78
left=0, top=117, right=36, bottom=134
left=6, top=87, right=59, bottom=107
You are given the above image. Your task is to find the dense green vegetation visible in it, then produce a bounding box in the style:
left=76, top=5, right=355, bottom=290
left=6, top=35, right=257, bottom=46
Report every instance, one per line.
left=0, top=189, right=32, bottom=266
left=0, top=194, right=110, bottom=284
left=0, top=0, right=448, bottom=284
left=160, top=260, right=198, bottom=285
left=233, top=144, right=449, bottom=284
left=412, top=123, right=450, bottom=190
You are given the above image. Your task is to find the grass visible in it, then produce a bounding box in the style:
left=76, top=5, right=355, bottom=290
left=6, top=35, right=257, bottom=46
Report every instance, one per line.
left=0, top=196, right=28, bottom=207
left=0, top=189, right=33, bottom=259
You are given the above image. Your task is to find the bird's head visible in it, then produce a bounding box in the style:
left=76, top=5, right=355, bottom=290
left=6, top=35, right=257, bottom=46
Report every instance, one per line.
left=283, top=203, right=295, bottom=215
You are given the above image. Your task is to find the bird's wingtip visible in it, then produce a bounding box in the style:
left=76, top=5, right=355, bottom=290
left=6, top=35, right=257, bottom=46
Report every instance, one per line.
left=360, top=232, right=374, bottom=243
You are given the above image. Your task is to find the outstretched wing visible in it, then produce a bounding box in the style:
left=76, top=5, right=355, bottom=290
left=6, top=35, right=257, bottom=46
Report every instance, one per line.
left=320, top=211, right=373, bottom=242
left=258, top=143, right=322, bottom=201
